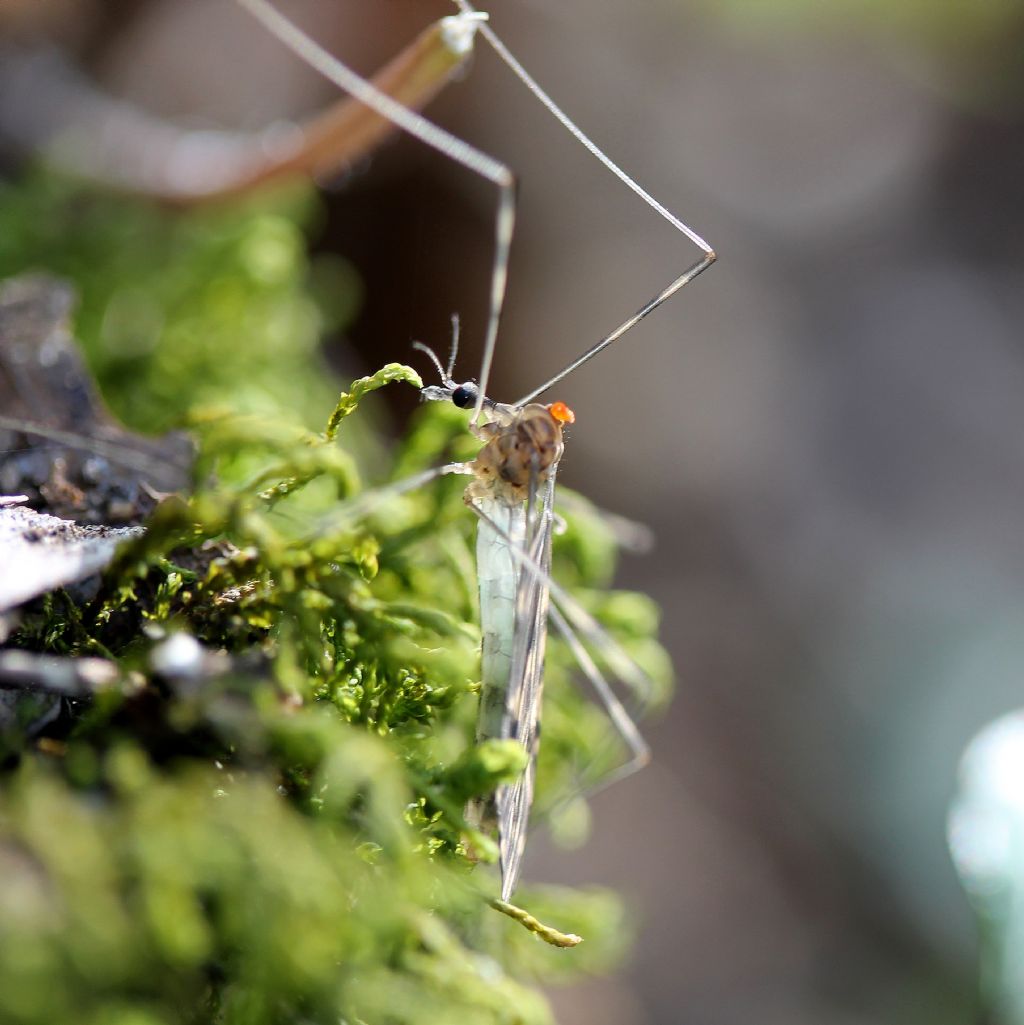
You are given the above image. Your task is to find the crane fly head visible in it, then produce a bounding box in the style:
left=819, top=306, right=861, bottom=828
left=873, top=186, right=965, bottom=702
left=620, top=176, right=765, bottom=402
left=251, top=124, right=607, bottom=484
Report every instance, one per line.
left=419, top=377, right=478, bottom=407
left=451, top=382, right=481, bottom=409
left=412, top=339, right=484, bottom=409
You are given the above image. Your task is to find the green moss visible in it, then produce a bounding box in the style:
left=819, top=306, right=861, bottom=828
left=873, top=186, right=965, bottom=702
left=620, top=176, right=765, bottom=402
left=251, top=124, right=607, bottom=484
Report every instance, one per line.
left=0, top=173, right=666, bottom=1024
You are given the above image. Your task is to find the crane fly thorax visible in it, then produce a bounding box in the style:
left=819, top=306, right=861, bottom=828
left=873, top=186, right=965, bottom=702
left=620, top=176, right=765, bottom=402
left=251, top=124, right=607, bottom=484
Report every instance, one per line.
left=466, top=402, right=573, bottom=505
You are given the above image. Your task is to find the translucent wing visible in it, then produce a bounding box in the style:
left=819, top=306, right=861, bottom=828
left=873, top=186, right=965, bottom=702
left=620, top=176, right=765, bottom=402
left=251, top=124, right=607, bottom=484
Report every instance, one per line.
left=473, top=478, right=654, bottom=830
left=492, top=471, right=557, bottom=901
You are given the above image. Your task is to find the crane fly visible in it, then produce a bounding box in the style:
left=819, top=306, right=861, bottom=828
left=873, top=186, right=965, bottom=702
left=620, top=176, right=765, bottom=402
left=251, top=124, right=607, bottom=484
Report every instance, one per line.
left=414, top=326, right=577, bottom=906
left=236, top=0, right=716, bottom=938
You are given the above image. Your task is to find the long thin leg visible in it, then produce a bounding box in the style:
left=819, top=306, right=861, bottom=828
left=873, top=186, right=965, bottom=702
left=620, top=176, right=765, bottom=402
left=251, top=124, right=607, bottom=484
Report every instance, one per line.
left=234, top=0, right=515, bottom=424
left=310, top=462, right=470, bottom=537
left=548, top=601, right=650, bottom=784
left=449, top=0, right=716, bottom=404
left=239, top=0, right=714, bottom=419
left=527, top=542, right=656, bottom=704
left=555, top=491, right=655, bottom=554
left=470, top=499, right=654, bottom=709
left=470, top=500, right=650, bottom=792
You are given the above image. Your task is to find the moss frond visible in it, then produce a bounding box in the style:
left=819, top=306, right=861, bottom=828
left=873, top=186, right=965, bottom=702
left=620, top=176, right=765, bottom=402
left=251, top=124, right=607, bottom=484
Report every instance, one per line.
left=0, top=173, right=671, bottom=1024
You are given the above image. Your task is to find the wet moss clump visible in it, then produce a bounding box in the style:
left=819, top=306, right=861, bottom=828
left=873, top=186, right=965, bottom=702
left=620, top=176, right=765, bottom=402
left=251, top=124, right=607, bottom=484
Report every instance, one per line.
left=0, top=175, right=671, bottom=1025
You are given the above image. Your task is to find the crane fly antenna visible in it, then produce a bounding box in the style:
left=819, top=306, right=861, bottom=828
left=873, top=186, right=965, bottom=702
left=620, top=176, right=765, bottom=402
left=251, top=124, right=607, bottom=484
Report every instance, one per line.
left=446, top=313, right=461, bottom=380
left=411, top=340, right=449, bottom=385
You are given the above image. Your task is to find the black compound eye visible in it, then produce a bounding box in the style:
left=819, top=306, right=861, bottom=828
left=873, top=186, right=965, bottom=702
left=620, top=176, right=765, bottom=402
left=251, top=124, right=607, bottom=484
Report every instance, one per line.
left=451, top=383, right=478, bottom=408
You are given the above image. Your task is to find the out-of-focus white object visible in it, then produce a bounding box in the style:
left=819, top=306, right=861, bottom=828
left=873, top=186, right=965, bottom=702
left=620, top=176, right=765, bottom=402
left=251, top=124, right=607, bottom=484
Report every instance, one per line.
left=948, top=710, right=1024, bottom=1022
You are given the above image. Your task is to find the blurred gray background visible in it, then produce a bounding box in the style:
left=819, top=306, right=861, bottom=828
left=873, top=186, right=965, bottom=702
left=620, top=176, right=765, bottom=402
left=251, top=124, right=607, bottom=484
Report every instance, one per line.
left=6, top=0, right=1024, bottom=1020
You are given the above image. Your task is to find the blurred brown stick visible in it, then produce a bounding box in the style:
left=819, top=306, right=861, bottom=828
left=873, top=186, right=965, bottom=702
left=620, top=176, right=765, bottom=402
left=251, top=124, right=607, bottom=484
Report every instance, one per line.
left=0, top=17, right=473, bottom=204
